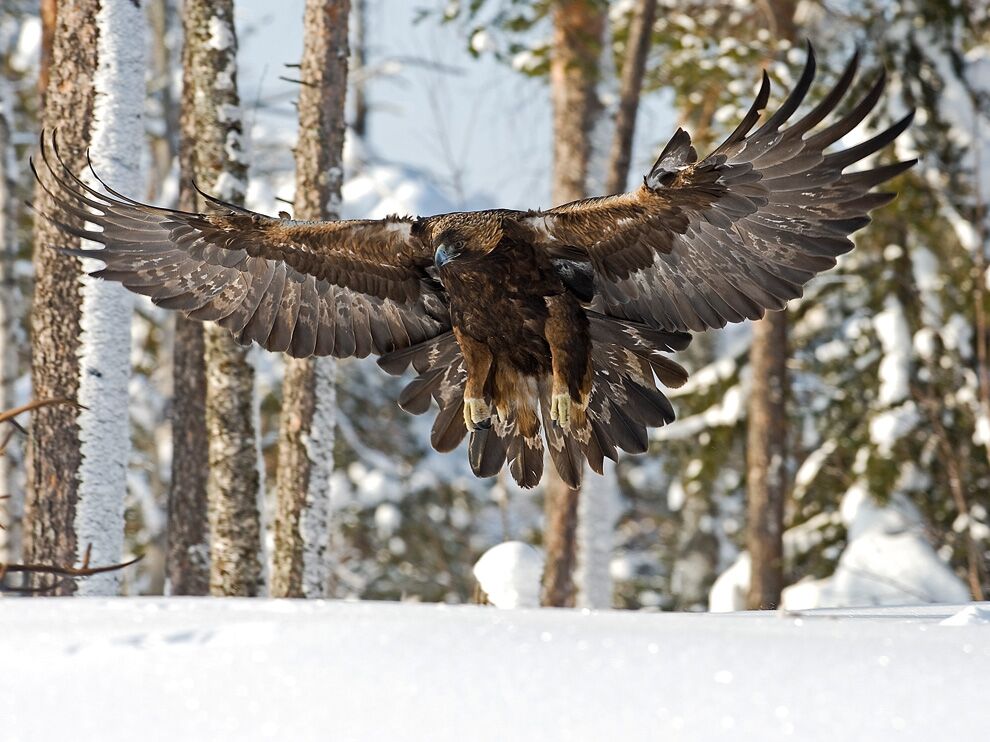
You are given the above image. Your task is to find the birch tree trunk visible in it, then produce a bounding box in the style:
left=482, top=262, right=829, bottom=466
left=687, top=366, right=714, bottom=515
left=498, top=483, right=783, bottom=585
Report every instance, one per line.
left=177, top=0, right=263, bottom=597
left=0, top=77, right=20, bottom=565
left=542, top=0, right=604, bottom=608
left=271, top=0, right=350, bottom=599
left=73, top=0, right=146, bottom=597
left=22, top=0, right=98, bottom=594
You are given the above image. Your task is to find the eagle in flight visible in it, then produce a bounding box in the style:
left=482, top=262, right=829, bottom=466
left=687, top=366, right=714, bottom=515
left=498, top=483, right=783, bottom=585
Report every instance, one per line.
left=34, top=47, right=913, bottom=489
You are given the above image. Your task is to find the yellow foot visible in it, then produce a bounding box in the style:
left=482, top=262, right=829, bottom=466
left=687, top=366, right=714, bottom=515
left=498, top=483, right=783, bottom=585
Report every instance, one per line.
left=463, top=397, right=492, bottom=430
left=550, top=393, right=586, bottom=433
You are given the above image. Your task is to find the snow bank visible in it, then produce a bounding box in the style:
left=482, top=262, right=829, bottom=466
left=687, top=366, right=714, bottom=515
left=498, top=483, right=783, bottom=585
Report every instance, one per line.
left=2, top=598, right=988, bottom=742
left=784, top=484, right=970, bottom=609
left=712, top=485, right=970, bottom=612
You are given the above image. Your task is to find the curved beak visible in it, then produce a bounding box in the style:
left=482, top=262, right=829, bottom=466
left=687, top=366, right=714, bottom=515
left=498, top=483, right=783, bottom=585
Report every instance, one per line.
left=434, top=244, right=452, bottom=268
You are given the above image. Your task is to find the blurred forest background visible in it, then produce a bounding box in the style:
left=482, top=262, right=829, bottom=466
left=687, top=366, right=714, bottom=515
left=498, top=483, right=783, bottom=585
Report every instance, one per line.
left=0, top=0, right=988, bottom=609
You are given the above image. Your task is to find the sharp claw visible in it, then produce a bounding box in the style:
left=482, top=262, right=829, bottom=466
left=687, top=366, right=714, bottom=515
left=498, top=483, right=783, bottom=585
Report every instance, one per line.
left=551, top=392, right=571, bottom=431
left=463, top=397, right=492, bottom=430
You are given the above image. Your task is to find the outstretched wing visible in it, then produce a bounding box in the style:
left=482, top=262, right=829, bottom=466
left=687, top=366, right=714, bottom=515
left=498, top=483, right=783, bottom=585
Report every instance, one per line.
left=31, top=134, right=450, bottom=358
left=521, top=46, right=915, bottom=333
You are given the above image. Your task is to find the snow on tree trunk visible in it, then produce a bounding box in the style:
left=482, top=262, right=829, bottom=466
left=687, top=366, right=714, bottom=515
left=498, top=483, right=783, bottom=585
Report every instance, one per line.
left=272, top=0, right=349, bottom=599
left=73, top=0, right=146, bottom=597
left=0, top=78, right=21, bottom=564
left=541, top=0, right=605, bottom=609
left=178, top=0, right=263, bottom=597
left=22, top=0, right=98, bottom=594
left=575, top=460, right=616, bottom=609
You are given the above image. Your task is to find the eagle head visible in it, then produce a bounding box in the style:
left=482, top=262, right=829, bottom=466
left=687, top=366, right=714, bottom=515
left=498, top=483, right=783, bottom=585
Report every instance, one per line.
left=431, top=214, right=503, bottom=269
left=433, top=235, right=466, bottom=268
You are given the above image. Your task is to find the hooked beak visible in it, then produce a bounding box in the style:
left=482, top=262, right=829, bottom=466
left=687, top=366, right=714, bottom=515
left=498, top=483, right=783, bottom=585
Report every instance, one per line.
left=435, top=244, right=453, bottom=268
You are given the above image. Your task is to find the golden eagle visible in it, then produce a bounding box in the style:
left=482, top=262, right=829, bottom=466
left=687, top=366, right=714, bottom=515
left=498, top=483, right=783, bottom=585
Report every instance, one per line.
left=33, top=48, right=913, bottom=489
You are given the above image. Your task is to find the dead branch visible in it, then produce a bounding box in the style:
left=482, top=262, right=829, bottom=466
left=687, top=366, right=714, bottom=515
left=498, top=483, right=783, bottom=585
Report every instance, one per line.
left=0, top=543, right=142, bottom=594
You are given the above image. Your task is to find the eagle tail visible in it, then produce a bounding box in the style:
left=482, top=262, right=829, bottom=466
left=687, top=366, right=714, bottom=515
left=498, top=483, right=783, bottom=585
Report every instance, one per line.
left=383, top=317, right=687, bottom=489
left=382, top=333, right=547, bottom=488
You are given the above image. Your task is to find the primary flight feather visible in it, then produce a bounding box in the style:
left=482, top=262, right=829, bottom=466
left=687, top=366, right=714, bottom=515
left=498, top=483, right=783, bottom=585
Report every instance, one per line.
left=33, top=46, right=914, bottom=489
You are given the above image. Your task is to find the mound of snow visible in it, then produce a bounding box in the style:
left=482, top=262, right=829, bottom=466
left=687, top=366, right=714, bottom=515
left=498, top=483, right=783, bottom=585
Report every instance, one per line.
left=473, top=541, right=544, bottom=608
left=711, top=484, right=970, bottom=611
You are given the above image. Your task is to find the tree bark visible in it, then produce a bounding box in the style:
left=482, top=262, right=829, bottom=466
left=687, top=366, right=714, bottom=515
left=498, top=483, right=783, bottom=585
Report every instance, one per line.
left=549, top=0, right=604, bottom=207
left=604, top=0, right=655, bottom=196
left=352, top=0, right=368, bottom=139
left=176, top=0, right=263, bottom=597
left=0, top=75, right=20, bottom=565
left=744, top=0, right=797, bottom=612
left=745, top=311, right=788, bottom=609
left=164, top=0, right=212, bottom=596
left=166, top=320, right=210, bottom=594
left=541, top=0, right=604, bottom=608
left=22, top=0, right=99, bottom=594
left=272, top=0, right=350, bottom=598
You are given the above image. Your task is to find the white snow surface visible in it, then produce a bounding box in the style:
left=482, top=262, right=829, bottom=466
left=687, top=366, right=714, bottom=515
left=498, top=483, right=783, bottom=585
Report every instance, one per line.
left=2, top=598, right=989, bottom=741
left=75, top=0, right=146, bottom=595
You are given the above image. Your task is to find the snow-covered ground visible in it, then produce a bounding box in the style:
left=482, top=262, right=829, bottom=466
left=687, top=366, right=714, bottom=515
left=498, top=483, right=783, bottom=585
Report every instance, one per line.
left=3, top=599, right=988, bottom=741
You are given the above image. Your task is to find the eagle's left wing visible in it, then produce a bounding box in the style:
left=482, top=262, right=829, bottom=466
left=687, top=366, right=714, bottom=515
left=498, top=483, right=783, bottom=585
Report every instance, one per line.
left=522, top=47, right=915, bottom=333
left=31, top=134, right=450, bottom=358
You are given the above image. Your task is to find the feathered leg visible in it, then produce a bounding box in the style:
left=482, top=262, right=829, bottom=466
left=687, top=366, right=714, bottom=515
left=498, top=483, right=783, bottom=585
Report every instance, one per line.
left=454, top=327, right=493, bottom=430
left=545, top=295, right=592, bottom=433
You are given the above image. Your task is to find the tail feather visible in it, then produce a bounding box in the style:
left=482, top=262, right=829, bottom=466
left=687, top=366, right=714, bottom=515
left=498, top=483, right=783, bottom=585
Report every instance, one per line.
left=507, top=433, right=544, bottom=487
left=386, top=314, right=684, bottom=488
left=538, top=379, right=585, bottom=489
left=469, top=427, right=507, bottom=478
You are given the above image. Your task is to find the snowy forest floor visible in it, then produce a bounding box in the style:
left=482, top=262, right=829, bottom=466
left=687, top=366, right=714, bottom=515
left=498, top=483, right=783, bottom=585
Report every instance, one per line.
left=3, top=599, right=989, bottom=741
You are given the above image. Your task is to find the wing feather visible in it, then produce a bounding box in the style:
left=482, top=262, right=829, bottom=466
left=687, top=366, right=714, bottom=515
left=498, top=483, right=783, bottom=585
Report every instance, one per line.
left=520, top=45, right=914, bottom=333
left=32, top=132, right=450, bottom=358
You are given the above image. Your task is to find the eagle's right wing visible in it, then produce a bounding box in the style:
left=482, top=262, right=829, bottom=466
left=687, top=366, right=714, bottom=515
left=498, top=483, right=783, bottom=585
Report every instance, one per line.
left=32, top=133, right=450, bottom=358
left=521, top=47, right=915, bottom=333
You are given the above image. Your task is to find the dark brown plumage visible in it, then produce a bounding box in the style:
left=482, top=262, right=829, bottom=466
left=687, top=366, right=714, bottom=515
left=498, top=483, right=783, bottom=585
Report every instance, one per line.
left=32, top=46, right=914, bottom=489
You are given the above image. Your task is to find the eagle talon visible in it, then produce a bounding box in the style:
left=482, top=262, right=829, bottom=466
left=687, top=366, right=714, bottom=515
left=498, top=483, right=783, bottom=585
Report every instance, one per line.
left=550, top=393, right=571, bottom=431
left=463, top=397, right=492, bottom=430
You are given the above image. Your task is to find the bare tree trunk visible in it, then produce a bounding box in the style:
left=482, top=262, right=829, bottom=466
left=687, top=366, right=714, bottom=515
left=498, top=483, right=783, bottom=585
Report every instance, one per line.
left=744, top=0, right=797, bottom=612
left=745, top=312, right=788, bottom=609
left=549, top=0, right=604, bottom=208
left=272, top=0, right=350, bottom=599
left=22, top=0, right=98, bottom=594
left=147, top=0, right=178, bottom=201
left=176, top=0, right=263, bottom=597
left=38, top=0, right=57, bottom=102
left=352, top=0, right=368, bottom=139
left=0, top=75, right=21, bottom=565
left=166, top=321, right=210, bottom=593
left=164, top=4, right=209, bottom=597
left=541, top=0, right=604, bottom=608
left=604, top=0, right=656, bottom=196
